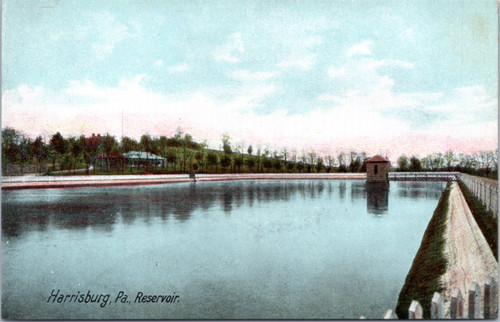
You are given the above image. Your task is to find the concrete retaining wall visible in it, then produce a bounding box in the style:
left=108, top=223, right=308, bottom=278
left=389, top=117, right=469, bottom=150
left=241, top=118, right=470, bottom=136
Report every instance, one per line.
left=1, top=173, right=366, bottom=190
left=388, top=181, right=498, bottom=319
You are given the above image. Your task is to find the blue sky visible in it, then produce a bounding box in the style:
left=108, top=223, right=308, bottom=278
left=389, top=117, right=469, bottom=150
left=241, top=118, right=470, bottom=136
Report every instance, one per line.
left=2, top=0, right=498, bottom=159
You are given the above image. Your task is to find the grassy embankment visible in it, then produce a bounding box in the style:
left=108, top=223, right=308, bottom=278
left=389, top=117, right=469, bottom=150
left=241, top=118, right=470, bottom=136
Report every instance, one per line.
left=457, top=180, right=498, bottom=260
left=395, top=182, right=451, bottom=319
left=48, top=146, right=344, bottom=175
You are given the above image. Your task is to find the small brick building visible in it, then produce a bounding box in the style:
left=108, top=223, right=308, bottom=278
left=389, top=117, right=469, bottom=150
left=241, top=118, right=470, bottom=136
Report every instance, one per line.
left=366, top=155, right=390, bottom=188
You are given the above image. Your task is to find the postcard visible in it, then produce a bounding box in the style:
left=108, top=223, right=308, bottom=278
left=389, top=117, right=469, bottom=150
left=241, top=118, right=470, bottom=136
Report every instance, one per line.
left=1, top=0, right=498, bottom=320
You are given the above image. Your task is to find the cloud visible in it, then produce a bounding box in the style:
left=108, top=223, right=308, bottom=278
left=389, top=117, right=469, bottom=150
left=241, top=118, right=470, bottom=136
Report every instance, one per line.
left=302, top=35, right=323, bottom=48
left=327, top=66, right=346, bottom=78
left=155, top=60, right=164, bottom=67
left=89, top=11, right=135, bottom=60
left=425, top=86, right=496, bottom=124
left=319, top=41, right=497, bottom=140
left=345, top=40, right=373, bottom=57
left=3, top=73, right=496, bottom=162
left=169, top=63, right=190, bottom=73
left=277, top=54, right=316, bottom=70
left=323, top=54, right=416, bottom=112
left=277, top=35, right=322, bottom=71
left=213, top=32, right=245, bottom=63
left=230, top=70, right=279, bottom=81
left=52, top=11, right=135, bottom=61
left=397, top=28, right=415, bottom=43
left=362, top=59, right=414, bottom=71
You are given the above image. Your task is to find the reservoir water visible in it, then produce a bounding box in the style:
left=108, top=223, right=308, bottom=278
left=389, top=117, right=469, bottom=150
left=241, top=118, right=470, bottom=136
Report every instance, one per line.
left=2, top=180, right=446, bottom=319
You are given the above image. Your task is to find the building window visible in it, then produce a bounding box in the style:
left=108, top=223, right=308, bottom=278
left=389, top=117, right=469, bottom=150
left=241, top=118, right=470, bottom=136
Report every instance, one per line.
left=374, top=164, right=378, bottom=174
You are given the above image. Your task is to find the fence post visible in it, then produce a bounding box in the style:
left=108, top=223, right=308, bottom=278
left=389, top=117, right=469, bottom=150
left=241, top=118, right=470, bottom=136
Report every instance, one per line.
left=488, top=186, right=492, bottom=212
left=409, top=300, right=423, bottom=319
left=383, top=309, right=398, bottom=319
left=480, top=182, right=486, bottom=204
left=451, top=288, right=464, bottom=319
left=431, top=292, right=443, bottom=319
left=468, top=282, right=481, bottom=319
left=494, top=187, right=498, bottom=217
left=479, top=182, right=482, bottom=202
left=484, top=276, right=497, bottom=319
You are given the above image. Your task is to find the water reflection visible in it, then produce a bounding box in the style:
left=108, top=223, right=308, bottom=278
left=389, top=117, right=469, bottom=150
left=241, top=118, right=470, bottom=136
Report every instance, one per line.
left=338, top=182, right=346, bottom=199
left=351, top=182, right=367, bottom=201
left=2, top=180, right=335, bottom=237
left=395, top=182, right=445, bottom=199
left=366, top=188, right=389, bottom=215
left=2, top=180, right=447, bottom=237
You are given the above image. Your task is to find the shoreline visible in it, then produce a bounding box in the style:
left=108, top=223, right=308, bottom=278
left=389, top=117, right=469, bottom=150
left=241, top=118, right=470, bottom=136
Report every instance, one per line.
left=1, top=173, right=366, bottom=190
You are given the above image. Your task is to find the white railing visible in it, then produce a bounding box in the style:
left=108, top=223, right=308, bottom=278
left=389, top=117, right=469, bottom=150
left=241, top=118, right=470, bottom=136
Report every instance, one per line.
left=370, top=276, right=497, bottom=319
left=459, top=173, right=498, bottom=218
left=389, top=172, right=460, bottom=181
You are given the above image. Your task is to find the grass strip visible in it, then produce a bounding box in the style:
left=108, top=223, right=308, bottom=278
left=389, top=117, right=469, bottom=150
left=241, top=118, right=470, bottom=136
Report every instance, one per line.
left=457, top=180, right=497, bottom=260
left=395, top=182, right=450, bottom=319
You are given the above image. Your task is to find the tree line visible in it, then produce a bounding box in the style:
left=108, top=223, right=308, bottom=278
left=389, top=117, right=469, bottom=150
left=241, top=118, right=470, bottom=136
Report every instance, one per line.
left=1, top=127, right=498, bottom=179
left=396, top=151, right=497, bottom=179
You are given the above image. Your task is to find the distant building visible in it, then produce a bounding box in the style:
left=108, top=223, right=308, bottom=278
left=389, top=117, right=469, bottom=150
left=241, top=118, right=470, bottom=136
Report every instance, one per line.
left=86, top=133, right=102, bottom=151
left=123, top=151, right=166, bottom=169
left=95, top=152, right=128, bottom=170
left=366, top=155, right=390, bottom=188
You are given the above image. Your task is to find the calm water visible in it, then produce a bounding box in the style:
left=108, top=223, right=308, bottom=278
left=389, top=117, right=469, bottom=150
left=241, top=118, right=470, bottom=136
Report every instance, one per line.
left=2, top=180, right=446, bottom=319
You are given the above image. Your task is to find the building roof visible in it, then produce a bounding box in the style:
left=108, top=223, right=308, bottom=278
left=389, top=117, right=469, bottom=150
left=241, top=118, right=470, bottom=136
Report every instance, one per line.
left=366, top=155, right=389, bottom=163
left=123, top=151, right=166, bottom=160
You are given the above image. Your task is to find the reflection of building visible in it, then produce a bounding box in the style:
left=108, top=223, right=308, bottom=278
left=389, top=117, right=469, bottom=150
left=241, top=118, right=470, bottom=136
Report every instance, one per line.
left=123, top=151, right=166, bottom=168
left=367, top=187, right=389, bottom=215
left=366, top=155, right=390, bottom=188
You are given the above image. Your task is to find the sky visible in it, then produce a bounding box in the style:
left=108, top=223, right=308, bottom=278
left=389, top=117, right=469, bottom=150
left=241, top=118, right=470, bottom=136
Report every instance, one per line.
left=2, top=0, right=498, bottom=161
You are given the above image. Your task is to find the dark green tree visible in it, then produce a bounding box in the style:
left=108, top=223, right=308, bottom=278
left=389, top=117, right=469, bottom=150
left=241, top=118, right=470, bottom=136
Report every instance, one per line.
left=102, top=134, right=119, bottom=172
left=316, top=157, right=324, bottom=173
left=220, top=154, right=231, bottom=172
left=140, top=134, right=152, bottom=152
left=409, top=156, right=422, bottom=172
left=68, top=137, right=82, bottom=173
left=2, top=128, right=21, bottom=174
left=121, top=137, right=138, bottom=153
left=221, top=135, right=232, bottom=154
left=50, top=132, right=67, bottom=170
left=234, top=155, right=244, bottom=172
left=207, top=151, right=218, bottom=173
left=262, top=158, right=272, bottom=172
left=272, top=158, right=282, bottom=172
left=398, top=155, right=409, bottom=172
left=297, top=161, right=304, bottom=173
left=78, top=135, right=91, bottom=174
left=166, top=150, right=177, bottom=172
left=245, top=158, right=255, bottom=172
left=31, top=136, right=45, bottom=174
left=194, top=151, right=204, bottom=172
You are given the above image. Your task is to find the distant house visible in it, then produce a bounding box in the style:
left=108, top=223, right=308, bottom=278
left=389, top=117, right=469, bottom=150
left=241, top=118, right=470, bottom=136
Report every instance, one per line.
left=123, top=151, right=166, bottom=169
left=95, top=152, right=128, bottom=170
left=366, top=155, right=390, bottom=188
left=86, top=133, right=102, bottom=151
